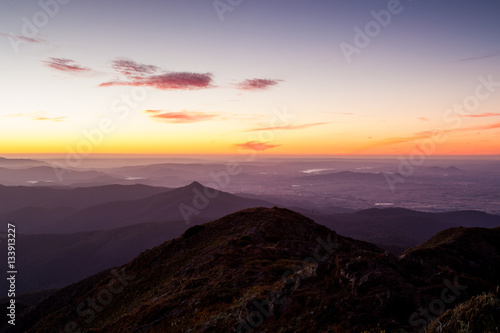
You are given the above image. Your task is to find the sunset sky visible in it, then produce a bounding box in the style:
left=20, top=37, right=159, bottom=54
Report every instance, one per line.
left=1, top=0, right=500, bottom=156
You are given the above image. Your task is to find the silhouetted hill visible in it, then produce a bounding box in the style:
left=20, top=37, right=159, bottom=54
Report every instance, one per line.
left=0, top=219, right=194, bottom=294
left=435, top=210, right=500, bottom=225
left=402, top=227, right=500, bottom=288
left=312, top=208, right=500, bottom=254
left=0, top=184, right=168, bottom=212
left=0, top=166, right=109, bottom=186
left=427, top=292, right=500, bottom=333
left=15, top=208, right=500, bottom=332
left=0, top=206, right=78, bottom=234
left=49, top=181, right=276, bottom=233
left=0, top=184, right=170, bottom=233
left=426, top=165, right=463, bottom=174
left=0, top=183, right=275, bottom=293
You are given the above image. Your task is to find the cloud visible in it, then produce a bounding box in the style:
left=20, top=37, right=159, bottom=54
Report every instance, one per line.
left=418, top=117, right=430, bottom=121
left=101, top=58, right=283, bottom=91
left=246, top=122, right=329, bottom=132
left=43, top=58, right=91, bottom=73
left=356, top=121, right=500, bottom=152
left=4, top=112, right=66, bottom=122
left=462, top=112, right=500, bottom=118
left=101, top=72, right=213, bottom=90
left=0, top=32, right=50, bottom=45
left=32, top=116, right=67, bottom=122
left=236, top=141, right=280, bottom=151
left=237, top=78, right=281, bottom=90
left=468, top=121, right=500, bottom=131
left=413, top=121, right=500, bottom=138
left=146, top=110, right=219, bottom=123
left=99, top=57, right=213, bottom=90
left=449, top=50, right=500, bottom=64
left=111, top=58, right=159, bottom=76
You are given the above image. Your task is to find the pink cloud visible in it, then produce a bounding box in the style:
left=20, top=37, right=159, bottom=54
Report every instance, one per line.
left=147, top=110, right=218, bottom=123
left=43, top=58, right=91, bottom=73
left=462, top=112, right=500, bottom=118
left=356, top=121, right=500, bottom=152
left=418, top=117, right=430, bottom=121
left=100, top=72, right=213, bottom=90
left=0, top=32, right=50, bottom=45
left=237, top=78, right=281, bottom=90
left=111, top=58, right=159, bottom=76
left=100, top=57, right=213, bottom=90
left=235, top=141, right=280, bottom=151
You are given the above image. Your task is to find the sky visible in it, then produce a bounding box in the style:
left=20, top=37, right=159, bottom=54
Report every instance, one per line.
left=1, top=0, right=500, bottom=156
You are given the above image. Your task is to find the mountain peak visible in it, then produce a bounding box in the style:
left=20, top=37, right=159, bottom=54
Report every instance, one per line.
left=184, top=180, right=204, bottom=188
left=173, top=180, right=210, bottom=194
left=181, top=206, right=334, bottom=245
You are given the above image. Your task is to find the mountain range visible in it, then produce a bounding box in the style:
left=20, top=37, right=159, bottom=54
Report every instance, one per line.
left=2, top=182, right=499, bottom=296
left=7, top=207, right=500, bottom=332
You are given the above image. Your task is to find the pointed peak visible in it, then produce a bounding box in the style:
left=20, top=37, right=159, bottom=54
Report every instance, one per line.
left=177, top=181, right=207, bottom=191
left=188, top=181, right=203, bottom=187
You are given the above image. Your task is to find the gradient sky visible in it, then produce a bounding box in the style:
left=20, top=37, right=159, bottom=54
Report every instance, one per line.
left=1, top=0, right=500, bottom=156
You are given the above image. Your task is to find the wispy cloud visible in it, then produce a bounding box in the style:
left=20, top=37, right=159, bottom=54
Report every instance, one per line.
left=418, top=117, right=430, bottom=121
left=462, top=112, right=500, bottom=118
left=4, top=112, right=67, bottom=122
left=467, top=121, right=500, bottom=131
left=101, top=72, right=213, bottom=90
left=111, top=58, right=159, bottom=76
left=32, top=116, right=67, bottom=122
left=448, top=50, right=500, bottom=64
left=100, top=57, right=213, bottom=90
left=414, top=121, right=500, bottom=137
left=245, top=122, right=329, bottom=132
left=236, top=78, right=281, bottom=90
left=0, top=32, right=50, bottom=45
left=43, top=58, right=91, bottom=73
left=235, top=141, right=280, bottom=151
left=355, top=121, right=500, bottom=152
left=99, top=58, right=283, bottom=92
left=146, top=110, right=219, bottom=123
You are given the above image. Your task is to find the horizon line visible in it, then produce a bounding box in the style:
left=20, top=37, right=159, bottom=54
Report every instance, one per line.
left=1, top=153, right=499, bottom=160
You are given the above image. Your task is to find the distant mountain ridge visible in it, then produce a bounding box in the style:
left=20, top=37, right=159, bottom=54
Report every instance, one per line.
left=0, top=184, right=171, bottom=233
left=49, top=181, right=275, bottom=233
left=12, top=207, right=500, bottom=332
left=298, top=170, right=387, bottom=182
left=312, top=207, right=500, bottom=254
left=1, top=182, right=499, bottom=298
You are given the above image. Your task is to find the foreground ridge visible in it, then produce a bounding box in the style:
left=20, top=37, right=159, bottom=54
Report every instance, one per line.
left=14, top=207, right=500, bottom=333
